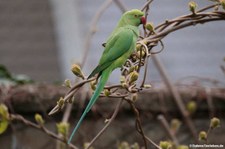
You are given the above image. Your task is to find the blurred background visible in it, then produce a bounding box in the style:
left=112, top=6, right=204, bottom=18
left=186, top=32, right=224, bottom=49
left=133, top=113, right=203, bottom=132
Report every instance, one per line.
left=0, top=0, right=224, bottom=84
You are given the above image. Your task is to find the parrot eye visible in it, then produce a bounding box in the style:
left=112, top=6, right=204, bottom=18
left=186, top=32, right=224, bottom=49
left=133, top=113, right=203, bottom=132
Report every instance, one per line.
left=134, top=14, right=138, bottom=18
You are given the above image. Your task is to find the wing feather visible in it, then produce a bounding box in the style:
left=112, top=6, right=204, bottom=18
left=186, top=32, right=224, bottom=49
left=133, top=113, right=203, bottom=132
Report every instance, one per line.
left=88, top=28, right=133, bottom=79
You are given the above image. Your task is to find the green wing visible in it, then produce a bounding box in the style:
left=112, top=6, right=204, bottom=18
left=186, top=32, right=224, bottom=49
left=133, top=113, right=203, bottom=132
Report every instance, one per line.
left=88, top=28, right=133, bottom=79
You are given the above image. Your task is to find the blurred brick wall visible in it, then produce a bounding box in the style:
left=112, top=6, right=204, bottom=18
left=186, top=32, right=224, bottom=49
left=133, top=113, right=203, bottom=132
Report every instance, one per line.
left=0, top=0, right=60, bottom=82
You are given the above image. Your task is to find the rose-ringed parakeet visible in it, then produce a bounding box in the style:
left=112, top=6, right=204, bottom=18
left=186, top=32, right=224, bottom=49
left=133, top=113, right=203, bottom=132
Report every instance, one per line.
left=68, top=9, right=146, bottom=144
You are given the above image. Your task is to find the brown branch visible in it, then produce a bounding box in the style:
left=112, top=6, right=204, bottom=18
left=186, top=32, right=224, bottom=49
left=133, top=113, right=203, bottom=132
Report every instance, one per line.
left=149, top=15, right=225, bottom=40
left=205, top=87, right=215, bottom=118
left=114, top=0, right=127, bottom=12
left=80, top=0, right=114, bottom=67
left=141, top=0, right=154, bottom=11
left=126, top=99, right=161, bottom=149
left=48, top=77, right=95, bottom=116
left=10, top=114, right=78, bottom=149
left=221, top=65, right=225, bottom=75
left=86, top=98, right=123, bottom=149
left=151, top=56, right=198, bottom=142
left=154, top=3, right=220, bottom=31
left=157, top=115, right=179, bottom=146
left=140, top=56, right=149, bottom=88
left=126, top=99, right=148, bottom=148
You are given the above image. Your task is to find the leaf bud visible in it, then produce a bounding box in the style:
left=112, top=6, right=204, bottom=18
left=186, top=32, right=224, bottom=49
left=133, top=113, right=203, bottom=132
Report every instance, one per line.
left=220, top=0, right=225, bottom=10
left=145, top=22, right=154, bottom=32
left=0, top=104, right=9, bottom=134
left=131, top=93, right=138, bottom=102
left=129, top=71, right=139, bottom=85
left=104, top=89, right=111, bottom=97
left=35, top=113, right=45, bottom=125
left=64, top=79, right=71, bottom=88
left=120, top=76, right=126, bottom=84
left=143, top=84, right=152, bottom=89
left=170, top=118, right=181, bottom=132
left=188, top=1, right=197, bottom=14
left=71, top=64, right=85, bottom=79
left=90, top=81, right=96, bottom=90
left=136, top=44, right=141, bottom=51
left=186, top=101, right=197, bottom=114
left=159, top=141, right=172, bottom=149
left=57, top=97, right=65, bottom=109
left=210, top=117, right=220, bottom=129
left=177, top=145, right=189, bottom=149
left=199, top=131, right=207, bottom=141
left=56, top=122, right=70, bottom=137
left=136, top=49, right=146, bottom=59
left=122, top=83, right=129, bottom=89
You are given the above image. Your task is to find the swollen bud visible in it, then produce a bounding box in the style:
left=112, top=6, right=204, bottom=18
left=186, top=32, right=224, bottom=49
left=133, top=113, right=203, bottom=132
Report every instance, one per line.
left=143, top=84, right=152, bottom=89
left=35, top=113, right=45, bottom=125
left=122, top=83, right=129, bottom=89
left=56, top=122, right=70, bottom=137
left=57, top=97, right=65, bottom=110
left=136, top=44, right=141, bottom=51
left=120, top=76, right=126, bottom=84
left=130, top=143, right=140, bottom=149
left=136, top=49, right=146, bottom=59
left=71, top=64, right=85, bottom=79
left=145, top=22, right=154, bottom=32
left=118, top=141, right=129, bottom=149
left=210, top=117, right=220, bottom=129
left=188, top=1, right=197, bottom=14
left=90, top=81, right=96, bottom=90
left=220, top=0, right=225, bottom=10
left=159, top=141, right=172, bottom=149
left=199, top=131, right=207, bottom=141
left=104, top=89, right=111, bottom=97
left=131, top=93, right=138, bottom=102
left=64, top=79, right=71, bottom=88
left=170, top=118, right=181, bottom=133
left=177, top=145, right=189, bottom=149
left=186, top=101, right=197, bottom=114
left=0, top=104, right=9, bottom=134
left=84, top=142, right=94, bottom=149
left=129, top=71, right=139, bottom=85
left=128, top=66, right=136, bottom=74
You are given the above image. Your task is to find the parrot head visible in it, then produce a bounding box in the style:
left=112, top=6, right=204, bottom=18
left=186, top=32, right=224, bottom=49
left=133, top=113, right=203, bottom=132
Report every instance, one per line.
left=123, top=9, right=146, bottom=26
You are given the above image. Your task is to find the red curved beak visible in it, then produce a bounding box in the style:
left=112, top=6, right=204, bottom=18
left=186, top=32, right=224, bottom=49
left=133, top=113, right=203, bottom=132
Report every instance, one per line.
left=141, top=16, right=146, bottom=25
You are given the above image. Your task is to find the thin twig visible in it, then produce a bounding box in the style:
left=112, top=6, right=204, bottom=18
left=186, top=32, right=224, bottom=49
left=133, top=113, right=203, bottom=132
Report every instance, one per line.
left=154, top=3, right=220, bottom=31
left=10, top=114, right=78, bottom=149
left=148, top=15, right=225, bottom=40
left=48, top=78, right=95, bottom=116
left=81, top=0, right=114, bottom=67
left=157, top=115, right=179, bottom=146
left=145, top=136, right=161, bottom=149
left=86, top=99, right=123, bottom=149
left=114, top=0, right=127, bottom=12
left=127, top=100, right=148, bottom=149
left=140, top=56, right=149, bottom=88
left=221, top=65, right=225, bottom=75
left=205, top=87, right=215, bottom=118
left=141, top=0, right=154, bottom=11
left=152, top=56, right=198, bottom=142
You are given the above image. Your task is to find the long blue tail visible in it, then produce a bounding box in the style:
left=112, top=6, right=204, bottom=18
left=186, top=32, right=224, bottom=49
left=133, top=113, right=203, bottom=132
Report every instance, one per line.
left=68, top=69, right=111, bottom=144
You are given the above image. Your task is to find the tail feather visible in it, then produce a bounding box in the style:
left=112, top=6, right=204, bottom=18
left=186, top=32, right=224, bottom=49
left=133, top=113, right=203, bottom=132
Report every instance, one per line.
left=68, top=69, right=111, bottom=144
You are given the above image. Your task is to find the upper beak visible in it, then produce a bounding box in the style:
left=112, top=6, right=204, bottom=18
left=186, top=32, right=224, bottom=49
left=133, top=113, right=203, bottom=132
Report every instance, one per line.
left=141, top=16, right=146, bottom=25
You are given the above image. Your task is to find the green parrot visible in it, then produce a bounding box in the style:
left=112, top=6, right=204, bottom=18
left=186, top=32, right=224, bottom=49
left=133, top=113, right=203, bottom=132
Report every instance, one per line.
left=68, top=9, right=146, bottom=144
